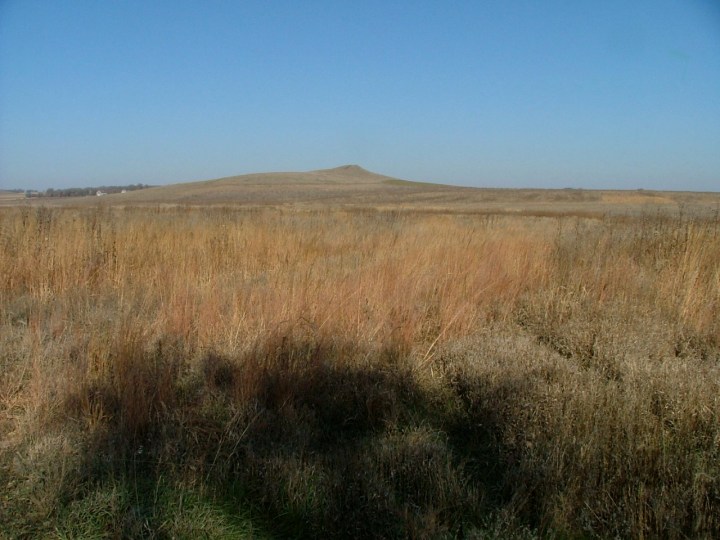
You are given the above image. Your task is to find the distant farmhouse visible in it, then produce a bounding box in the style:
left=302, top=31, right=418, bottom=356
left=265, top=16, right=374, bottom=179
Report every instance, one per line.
left=41, top=184, right=151, bottom=198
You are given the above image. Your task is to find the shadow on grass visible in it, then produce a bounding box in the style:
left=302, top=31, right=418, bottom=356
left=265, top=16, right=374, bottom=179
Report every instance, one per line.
left=51, top=335, right=530, bottom=538
left=27, top=329, right=706, bottom=538
left=0, top=337, right=584, bottom=538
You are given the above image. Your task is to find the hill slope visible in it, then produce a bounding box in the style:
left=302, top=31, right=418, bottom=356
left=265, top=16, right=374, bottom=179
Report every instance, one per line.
left=16, top=164, right=720, bottom=216
left=102, top=164, right=454, bottom=206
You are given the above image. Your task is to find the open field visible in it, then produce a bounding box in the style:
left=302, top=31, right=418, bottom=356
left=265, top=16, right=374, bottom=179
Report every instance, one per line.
left=1, top=174, right=720, bottom=537
left=0, top=192, right=25, bottom=203
left=7, top=165, right=720, bottom=218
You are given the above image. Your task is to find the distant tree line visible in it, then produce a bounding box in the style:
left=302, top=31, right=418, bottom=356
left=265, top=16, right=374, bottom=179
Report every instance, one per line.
left=40, top=184, right=151, bottom=197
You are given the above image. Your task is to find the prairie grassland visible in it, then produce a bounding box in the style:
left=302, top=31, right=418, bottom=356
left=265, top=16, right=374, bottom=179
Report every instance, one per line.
left=1, top=205, right=719, bottom=538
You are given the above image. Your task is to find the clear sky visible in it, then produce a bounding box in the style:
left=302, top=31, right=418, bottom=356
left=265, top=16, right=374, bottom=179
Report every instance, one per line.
left=1, top=1, right=719, bottom=191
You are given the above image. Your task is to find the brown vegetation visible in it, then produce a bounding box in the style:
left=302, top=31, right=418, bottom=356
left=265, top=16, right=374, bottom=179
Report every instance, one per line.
left=10, top=166, right=720, bottom=219
left=1, top=203, right=719, bottom=537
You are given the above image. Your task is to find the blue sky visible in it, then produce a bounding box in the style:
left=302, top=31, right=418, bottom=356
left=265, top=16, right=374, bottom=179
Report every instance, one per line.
left=1, top=1, right=719, bottom=191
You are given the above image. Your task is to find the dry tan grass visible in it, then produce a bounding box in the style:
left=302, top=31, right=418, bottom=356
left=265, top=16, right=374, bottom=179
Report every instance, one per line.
left=600, top=192, right=674, bottom=205
left=0, top=192, right=24, bottom=203
left=12, top=166, right=720, bottom=219
left=1, top=203, right=719, bottom=537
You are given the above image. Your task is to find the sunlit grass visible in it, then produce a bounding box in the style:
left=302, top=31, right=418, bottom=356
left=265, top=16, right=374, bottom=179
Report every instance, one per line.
left=1, top=205, right=718, bottom=537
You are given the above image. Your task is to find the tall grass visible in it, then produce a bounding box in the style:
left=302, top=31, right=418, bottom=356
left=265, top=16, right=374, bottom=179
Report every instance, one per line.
left=1, top=205, right=718, bottom=537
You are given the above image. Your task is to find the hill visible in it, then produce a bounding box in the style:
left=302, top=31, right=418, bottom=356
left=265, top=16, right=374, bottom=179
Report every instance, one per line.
left=7, top=165, right=720, bottom=217
left=98, top=164, right=462, bottom=207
